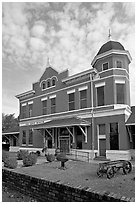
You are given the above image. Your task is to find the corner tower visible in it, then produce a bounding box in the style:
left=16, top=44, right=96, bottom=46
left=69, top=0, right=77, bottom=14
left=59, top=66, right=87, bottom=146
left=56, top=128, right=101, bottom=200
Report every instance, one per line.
left=91, top=40, right=132, bottom=106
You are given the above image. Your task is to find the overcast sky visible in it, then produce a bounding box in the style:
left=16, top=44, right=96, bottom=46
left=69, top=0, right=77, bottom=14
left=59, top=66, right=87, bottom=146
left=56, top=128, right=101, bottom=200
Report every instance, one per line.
left=2, top=2, right=135, bottom=117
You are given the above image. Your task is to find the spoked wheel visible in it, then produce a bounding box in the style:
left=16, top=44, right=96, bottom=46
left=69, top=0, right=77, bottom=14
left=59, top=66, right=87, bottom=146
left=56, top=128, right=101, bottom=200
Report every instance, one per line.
left=107, top=167, right=115, bottom=179
left=123, top=161, right=132, bottom=174
left=97, top=168, right=104, bottom=177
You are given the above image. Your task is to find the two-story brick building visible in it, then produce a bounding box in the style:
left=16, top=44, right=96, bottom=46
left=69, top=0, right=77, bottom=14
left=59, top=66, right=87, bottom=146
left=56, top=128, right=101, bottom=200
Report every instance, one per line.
left=16, top=40, right=133, bottom=161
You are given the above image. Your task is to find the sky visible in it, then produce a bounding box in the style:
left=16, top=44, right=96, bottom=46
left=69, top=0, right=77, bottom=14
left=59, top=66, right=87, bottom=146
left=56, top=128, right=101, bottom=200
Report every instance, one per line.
left=2, top=1, right=135, bottom=117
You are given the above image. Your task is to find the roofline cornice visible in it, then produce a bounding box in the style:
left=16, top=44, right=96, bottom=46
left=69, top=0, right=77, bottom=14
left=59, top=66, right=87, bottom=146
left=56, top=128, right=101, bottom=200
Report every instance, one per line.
left=62, top=68, right=97, bottom=83
left=15, top=90, right=35, bottom=99
left=91, top=49, right=132, bottom=66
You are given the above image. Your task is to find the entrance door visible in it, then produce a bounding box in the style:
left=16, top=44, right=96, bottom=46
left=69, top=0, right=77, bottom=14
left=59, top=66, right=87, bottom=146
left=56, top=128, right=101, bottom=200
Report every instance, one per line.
left=98, top=124, right=106, bottom=156
left=99, top=139, right=106, bottom=156
left=59, top=136, right=70, bottom=153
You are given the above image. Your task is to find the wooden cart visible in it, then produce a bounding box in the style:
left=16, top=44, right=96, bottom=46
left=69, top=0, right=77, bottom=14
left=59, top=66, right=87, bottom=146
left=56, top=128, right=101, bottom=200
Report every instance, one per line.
left=97, top=160, right=132, bottom=179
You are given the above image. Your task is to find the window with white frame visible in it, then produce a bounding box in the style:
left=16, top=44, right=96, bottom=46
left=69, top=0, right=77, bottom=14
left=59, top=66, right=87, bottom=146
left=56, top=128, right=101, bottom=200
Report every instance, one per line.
left=116, top=83, right=125, bottom=104
left=68, top=92, right=75, bottom=111
left=96, top=86, right=105, bottom=106
left=22, top=105, right=26, bottom=118
left=42, top=82, right=46, bottom=90
left=80, top=89, right=87, bottom=109
left=102, top=62, right=109, bottom=71
left=51, top=97, right=56, bottom=113
left=42, top=100, right=47, bottom=115
left=116, top=60, right=122, bottom=68
left=28, top=103, right=33, bottom=117
left=22, top=130, right=26, bottom=145
left=29, top=129, right=33, bottom=145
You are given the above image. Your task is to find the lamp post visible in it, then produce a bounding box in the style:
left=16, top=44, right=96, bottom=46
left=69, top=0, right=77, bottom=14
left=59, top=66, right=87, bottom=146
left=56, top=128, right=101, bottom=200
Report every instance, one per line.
left=90, top=69, right=100, bottom=158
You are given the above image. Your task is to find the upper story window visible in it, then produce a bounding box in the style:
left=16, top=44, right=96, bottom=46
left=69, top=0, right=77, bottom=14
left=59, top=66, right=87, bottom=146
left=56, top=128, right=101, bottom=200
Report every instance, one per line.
left=116, top=60, right=122, bottom=68
left=80, top=90, right=87, bottom=109
left=95, top=82, right=105, bottom=107
left=50, top=95, right=56, bottom=114
left=102, top=62, right=109, bottom=71
left=52, top=78, right=56, bottom=86
left=116, top=83, right=125, bottom=104
left=28, top=103, right=33, bottom=117
left=40, top=76, right=58, bottom=91
left=42, top=100, right=47, bottom=115
left=42, top=82, right=46, bottom=90
left=97, top=86, right=105, bottom=106
left=22, top=130, right=26, bottom=145
left=47, top=80, right=51, bottom=88
left=68, top=92, right=75, bottom=111
left=22, top=103, right=26, bottom=118
left=29, top=129, right=33, bottom=145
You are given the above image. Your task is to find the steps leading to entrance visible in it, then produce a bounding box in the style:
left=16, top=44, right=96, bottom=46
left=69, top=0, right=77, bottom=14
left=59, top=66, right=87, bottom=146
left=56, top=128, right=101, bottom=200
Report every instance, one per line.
left=94, top=156, right=110, bottom=161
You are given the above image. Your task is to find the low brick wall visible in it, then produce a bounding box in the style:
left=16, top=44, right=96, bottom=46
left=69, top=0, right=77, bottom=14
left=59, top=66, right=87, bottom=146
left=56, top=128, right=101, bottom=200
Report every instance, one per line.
left=2, top=169, right=134, bottom=202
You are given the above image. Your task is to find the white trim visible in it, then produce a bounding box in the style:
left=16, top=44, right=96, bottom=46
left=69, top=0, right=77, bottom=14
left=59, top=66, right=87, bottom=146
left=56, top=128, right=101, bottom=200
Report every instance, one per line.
left=19, top=75, right=129, bottom=103
left=16, top=90, right=35, bottom=98
left=22, top=103, right=27, bottom=106
left=91, top=49, right=132, bottom=66
left=19, top=104, right=131, bottom=123
left=67, top=89, right=75, bottom=94
left=62, top=68, right=97, bottom=83
left=115, top=79, right=125, bottom=84
left=95, top=81, right=105, bottom=88
left=41, top=97, right=48, bottom=101
left=99, top=67, right=129, bottom=76
left=78, top=85, right=88, bottom=91
left=49, top=94, right=56, bottom=99
left=102, top=61, right=109, bottom=71
left=28, top=101, right=33, bottom=105
left=99, top=135, right=106, bottom=139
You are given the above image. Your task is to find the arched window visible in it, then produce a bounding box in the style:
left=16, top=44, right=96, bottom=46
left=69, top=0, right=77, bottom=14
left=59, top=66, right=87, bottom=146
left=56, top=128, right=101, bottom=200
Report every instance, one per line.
left=47, top=80, right=51, bottom=88
left=42, top=82, right=46, bottom=90
left=52, top=78, right=56, bottom=86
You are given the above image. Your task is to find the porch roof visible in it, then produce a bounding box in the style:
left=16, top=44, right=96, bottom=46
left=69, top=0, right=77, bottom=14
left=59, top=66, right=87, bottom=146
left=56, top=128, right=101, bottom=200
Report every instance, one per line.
left=34, top=117, right=91, bottom=129
left=126, top=106, right=135, bottom=126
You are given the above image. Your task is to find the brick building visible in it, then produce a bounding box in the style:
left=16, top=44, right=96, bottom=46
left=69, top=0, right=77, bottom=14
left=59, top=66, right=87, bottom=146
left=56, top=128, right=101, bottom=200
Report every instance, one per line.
left=16, top=40, right=133, bottom=160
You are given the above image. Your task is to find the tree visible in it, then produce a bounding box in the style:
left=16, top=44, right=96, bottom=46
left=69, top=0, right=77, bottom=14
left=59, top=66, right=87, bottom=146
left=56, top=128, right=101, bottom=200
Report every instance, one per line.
left=2, top=113, right=19, bottom=133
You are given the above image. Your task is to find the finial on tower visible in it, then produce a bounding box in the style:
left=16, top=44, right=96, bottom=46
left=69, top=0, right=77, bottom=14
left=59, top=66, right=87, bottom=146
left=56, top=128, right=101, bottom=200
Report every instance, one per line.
left=108, top=29, right=112, bottom=41
left=46, top=57, right=51, bottom=67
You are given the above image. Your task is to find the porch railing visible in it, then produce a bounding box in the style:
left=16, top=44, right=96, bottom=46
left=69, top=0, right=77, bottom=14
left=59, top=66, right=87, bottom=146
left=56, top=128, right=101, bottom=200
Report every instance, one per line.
left=68, top=149, right=90, bottom=162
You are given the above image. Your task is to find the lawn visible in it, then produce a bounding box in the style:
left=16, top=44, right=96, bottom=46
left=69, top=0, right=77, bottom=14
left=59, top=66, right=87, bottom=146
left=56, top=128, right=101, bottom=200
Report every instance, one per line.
left=5, top=154, right=135, bottom=199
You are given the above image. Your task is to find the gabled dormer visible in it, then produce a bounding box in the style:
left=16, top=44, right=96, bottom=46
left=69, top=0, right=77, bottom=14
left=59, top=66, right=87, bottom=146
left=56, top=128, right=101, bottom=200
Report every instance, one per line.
left=39, top=66, right=59, bottom=91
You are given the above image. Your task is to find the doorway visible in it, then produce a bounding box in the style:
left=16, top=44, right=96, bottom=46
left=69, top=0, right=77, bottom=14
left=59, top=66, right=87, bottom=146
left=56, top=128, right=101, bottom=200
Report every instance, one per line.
left=59, top=136, right=70, bottom=153
left=98, top=124, right=106, bottom=156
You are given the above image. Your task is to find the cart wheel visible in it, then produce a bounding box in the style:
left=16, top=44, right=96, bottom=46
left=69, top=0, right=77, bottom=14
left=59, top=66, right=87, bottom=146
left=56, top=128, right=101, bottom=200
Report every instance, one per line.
left=107, top=167, right=114, bottom=179
left=123, top=161, right=132, bottom=174
left=97, top=168, right=103, bottom=177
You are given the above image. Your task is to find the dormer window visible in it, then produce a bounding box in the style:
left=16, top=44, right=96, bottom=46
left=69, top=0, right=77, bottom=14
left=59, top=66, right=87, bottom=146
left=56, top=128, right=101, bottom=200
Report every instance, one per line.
left=52, top=78, right=56, bottom=86
left=116, top=60, right=122, bottom=68
left=102, top=62, right=109, bottom=71
left=47, top=80, right=51, bottom=88
left=42, top=82, right=46, bottom=90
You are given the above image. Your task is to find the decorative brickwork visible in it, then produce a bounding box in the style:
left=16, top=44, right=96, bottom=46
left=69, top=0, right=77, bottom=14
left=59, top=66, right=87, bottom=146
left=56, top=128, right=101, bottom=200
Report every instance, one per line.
left=2, top=169, right=134, bottom=202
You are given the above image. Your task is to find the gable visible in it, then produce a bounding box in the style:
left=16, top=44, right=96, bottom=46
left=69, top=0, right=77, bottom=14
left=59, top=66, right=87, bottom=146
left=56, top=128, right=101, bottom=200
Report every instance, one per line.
left=40, top=67, right=58, bottom=82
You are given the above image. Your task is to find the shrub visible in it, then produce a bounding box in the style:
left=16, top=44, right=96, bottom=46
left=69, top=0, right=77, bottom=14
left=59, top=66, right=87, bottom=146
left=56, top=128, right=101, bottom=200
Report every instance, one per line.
left=46, top=154, right=55, bottom=162
left=17, top=150, right=29, bottom=160
left=2, top=150, right=9, bottom=162
left=23, top=153, right=37, bottom=167
left=4, top=157, right=17, bottom=169
left=36, top=151, right=41, bottom=156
